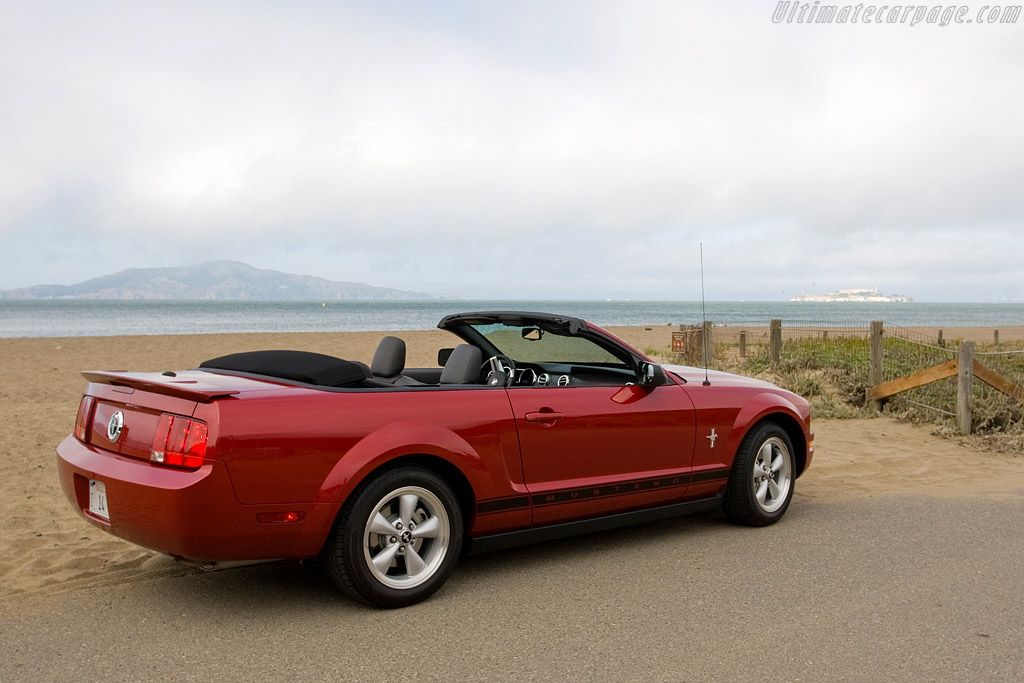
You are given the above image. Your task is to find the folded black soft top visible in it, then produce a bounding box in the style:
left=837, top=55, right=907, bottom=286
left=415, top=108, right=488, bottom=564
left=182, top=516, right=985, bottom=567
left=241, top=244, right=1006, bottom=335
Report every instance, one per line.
left=199, top=350, right=370, bottom=387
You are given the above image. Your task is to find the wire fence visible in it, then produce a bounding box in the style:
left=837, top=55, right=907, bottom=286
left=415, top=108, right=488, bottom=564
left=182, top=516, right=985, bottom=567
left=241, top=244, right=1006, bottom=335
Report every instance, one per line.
left=973, top=343, right=1024, bottom=431
left=780, top=323, right=872, bottom=370
left=706, top=321, right=874, bottom=410
left=884, top=326, right=960, bottom=416
left=881, top=327, right=1024, bottom=421
left=702, top=321, right=1023, bottom=433
left=712, top=321, right=871, bottom=371
left=977, top=345, right=1024, bottom=385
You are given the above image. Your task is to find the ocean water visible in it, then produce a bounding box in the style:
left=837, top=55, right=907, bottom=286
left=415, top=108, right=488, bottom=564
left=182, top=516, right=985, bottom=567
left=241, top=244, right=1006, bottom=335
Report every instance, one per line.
left=1, top=300, right=1021, bottom=338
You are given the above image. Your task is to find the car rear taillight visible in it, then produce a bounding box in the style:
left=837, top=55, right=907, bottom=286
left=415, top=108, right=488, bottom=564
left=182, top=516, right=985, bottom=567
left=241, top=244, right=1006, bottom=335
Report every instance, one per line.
left=150, top=413, right=209, bottom=469
left=75, top=396, right=95, bottom=442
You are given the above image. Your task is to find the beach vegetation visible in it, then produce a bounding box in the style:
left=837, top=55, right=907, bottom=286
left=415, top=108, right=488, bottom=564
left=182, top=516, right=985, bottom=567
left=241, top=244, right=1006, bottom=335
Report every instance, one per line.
left=647, top=331, right=1024, bottom=452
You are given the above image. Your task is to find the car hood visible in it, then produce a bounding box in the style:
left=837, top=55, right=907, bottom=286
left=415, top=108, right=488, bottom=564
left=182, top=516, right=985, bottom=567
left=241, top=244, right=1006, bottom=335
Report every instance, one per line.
left=662, top=364, right=782, bottom=390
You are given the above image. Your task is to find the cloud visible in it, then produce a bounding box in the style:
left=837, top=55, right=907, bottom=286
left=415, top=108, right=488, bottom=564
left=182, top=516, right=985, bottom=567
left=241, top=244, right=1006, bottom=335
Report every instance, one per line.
left=0, top=1, right=1022, bottom=301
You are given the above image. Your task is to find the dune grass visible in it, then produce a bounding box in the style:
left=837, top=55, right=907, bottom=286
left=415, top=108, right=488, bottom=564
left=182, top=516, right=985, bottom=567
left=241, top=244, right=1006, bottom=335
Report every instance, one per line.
left=647, top=334, right=1023, bottom=454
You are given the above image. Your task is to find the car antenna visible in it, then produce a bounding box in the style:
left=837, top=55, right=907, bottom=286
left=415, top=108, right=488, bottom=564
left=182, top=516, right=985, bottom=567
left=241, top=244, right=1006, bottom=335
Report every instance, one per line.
left=700, top=242, right=711, bottom=386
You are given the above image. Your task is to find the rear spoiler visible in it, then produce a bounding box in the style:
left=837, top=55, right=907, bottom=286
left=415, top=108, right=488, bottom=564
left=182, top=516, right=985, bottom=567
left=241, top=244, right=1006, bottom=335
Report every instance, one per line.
left=81, top=371, right=242, bottom=403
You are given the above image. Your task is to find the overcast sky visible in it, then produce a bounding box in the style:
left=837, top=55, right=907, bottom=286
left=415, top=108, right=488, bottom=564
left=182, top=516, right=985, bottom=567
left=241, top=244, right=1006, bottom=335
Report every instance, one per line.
left=1, top=1, right=1022, bottom=302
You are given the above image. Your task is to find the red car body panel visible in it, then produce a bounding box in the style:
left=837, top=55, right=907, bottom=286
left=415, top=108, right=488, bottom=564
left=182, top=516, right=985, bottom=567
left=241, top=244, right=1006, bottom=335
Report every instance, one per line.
left=506, top=383, right=699, bottom=525
left=56, top=316, right=813, bottom=564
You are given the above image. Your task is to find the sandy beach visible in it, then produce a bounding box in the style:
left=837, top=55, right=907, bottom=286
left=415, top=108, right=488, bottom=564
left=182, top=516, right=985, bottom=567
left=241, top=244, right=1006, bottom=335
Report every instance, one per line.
left=1, top=328, right=1022, bottom=680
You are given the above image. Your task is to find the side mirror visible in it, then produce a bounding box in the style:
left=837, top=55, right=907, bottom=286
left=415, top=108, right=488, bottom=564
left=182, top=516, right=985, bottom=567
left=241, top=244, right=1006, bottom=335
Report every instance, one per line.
left=437, top=348, right=454, bottom=366
left=522, top=327, right=544, bottom=341
left=638, top=361, right=666, bottom=387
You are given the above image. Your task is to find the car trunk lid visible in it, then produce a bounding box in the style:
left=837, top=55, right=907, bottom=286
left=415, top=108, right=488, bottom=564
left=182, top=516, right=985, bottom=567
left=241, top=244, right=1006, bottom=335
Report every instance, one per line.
left=80, top=370, right=279, bottom=461
left=81, top=370, right=262, bottom=402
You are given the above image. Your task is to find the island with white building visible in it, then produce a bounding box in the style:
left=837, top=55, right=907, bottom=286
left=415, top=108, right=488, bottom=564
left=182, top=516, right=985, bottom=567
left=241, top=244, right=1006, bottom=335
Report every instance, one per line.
left=790, top=288, right=913, bottom=303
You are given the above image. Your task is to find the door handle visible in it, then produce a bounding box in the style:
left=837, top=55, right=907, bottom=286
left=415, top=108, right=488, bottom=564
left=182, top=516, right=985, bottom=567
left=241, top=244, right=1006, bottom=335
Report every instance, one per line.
left=525, top=411, right=565, bottom=423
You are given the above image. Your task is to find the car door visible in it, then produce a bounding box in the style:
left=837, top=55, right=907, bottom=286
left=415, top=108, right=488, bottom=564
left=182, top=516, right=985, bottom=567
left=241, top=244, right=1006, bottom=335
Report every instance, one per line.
left=506, top=381, right=698, bottom=525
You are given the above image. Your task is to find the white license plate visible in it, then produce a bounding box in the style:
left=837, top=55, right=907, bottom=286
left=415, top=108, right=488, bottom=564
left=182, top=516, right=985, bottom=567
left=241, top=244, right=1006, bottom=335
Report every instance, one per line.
left=88, top=480, right=109, bottom=520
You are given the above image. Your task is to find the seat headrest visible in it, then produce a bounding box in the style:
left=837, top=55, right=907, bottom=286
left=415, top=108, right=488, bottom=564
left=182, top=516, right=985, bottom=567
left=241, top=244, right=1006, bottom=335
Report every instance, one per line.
left=371, top=336, right=406, bottom=377
left=439, top=345, right=483, bottom=384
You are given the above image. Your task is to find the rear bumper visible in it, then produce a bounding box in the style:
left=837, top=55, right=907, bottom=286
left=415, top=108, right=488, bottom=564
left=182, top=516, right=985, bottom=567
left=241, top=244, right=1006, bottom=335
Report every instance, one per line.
left=56, top=435, right=338, bottom=562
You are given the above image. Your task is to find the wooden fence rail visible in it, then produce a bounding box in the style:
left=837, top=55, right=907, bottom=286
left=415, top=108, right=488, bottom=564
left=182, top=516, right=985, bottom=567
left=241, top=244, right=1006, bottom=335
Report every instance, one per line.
left=865, top=359, right=959, bottom=403
left=973, top=362, right=1024, bottom=402
left=866, top=328, right=1024, bottom=434
left=672, top=319, right=1021, bottom=436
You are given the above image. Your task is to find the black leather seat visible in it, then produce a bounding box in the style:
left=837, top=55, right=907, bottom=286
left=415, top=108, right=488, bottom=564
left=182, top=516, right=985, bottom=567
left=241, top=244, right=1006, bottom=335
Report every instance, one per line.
left=439, top=345, right=483, bottom=385
left=370, top=336, right=423, bottom=386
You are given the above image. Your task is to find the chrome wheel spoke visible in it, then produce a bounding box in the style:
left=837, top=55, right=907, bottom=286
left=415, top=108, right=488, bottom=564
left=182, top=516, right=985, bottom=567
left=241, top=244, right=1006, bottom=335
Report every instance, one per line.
left=369, top=512, right=398, bottom=537
left=399, top=494, right=419, bottom=526
left=411, top=516, right=440, bottom=539
left=749, top=436, right=793, bottom=514
left=404, top=545, right=426, bottom=576
left=755, top=479, right=769, bottom=505
left=363, top=484, right=452, bottom=590
left=371, top=542, right=400, bottom=573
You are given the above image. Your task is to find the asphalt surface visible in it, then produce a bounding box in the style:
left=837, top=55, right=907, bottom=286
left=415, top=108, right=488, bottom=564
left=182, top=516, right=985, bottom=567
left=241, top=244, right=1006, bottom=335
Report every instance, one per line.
left=3, top=490, right=1023, bottom=682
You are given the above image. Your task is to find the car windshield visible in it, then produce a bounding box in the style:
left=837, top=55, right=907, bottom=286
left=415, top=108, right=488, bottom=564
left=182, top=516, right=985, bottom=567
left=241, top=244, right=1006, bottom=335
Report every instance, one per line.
left=468, top=322, right=625, bottom=364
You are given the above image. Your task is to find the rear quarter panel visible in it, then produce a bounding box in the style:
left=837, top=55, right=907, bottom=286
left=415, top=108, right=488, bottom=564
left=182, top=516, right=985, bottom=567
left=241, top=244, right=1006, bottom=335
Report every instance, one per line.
left=201, top=386, right=526, bottom=536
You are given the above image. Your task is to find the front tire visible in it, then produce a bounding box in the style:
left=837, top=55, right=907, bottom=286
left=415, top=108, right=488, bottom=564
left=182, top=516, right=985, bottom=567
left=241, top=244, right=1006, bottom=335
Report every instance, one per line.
left=326, top=466, right=463, bottom=608
left=723, top=422, right=795, bottom=526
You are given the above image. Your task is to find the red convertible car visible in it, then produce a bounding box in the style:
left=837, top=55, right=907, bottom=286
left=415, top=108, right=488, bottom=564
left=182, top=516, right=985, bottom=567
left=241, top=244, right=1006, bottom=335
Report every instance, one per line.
left=57, top=311, right=812, bottom=607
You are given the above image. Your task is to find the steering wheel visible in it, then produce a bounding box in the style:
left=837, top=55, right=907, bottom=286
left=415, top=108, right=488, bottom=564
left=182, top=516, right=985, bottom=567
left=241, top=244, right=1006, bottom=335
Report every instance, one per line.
left=482, top=354, right=516, bottom=387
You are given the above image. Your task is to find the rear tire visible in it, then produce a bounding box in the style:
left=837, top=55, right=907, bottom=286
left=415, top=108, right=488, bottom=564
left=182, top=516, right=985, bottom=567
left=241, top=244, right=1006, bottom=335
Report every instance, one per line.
left=325, top=465, right=463, bottom=608
left=723, top=422, right=795, bottom=526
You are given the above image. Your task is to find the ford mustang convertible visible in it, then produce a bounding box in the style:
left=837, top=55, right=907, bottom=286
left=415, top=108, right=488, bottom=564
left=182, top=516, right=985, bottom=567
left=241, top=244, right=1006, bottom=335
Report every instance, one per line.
left=57, top=311, right=812, bottom=607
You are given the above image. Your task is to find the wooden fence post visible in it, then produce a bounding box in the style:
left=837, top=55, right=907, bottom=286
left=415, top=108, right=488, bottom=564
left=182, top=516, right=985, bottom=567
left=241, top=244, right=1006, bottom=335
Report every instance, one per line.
left=769, top=319, right=782, bottom=367
left=868, top=321, right=884, bottom=410
left=957, top=341, right=974, bottom=434
left=739, top=331, right=747, bottom=358
left=938, top=330, right=944, bottom=348
left=994, top=329, right=999, bottom=346
left=702, top=320, right=713, bottom=368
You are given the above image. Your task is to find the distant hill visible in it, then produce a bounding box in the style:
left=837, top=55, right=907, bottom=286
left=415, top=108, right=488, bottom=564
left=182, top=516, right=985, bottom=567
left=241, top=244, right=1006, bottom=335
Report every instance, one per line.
left=1, top=260, right=432, bottom=301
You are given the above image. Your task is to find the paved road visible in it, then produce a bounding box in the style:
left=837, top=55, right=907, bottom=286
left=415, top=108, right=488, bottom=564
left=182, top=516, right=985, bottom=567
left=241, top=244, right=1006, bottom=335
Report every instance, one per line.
left=3, top=492, right=1023, bottom=682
